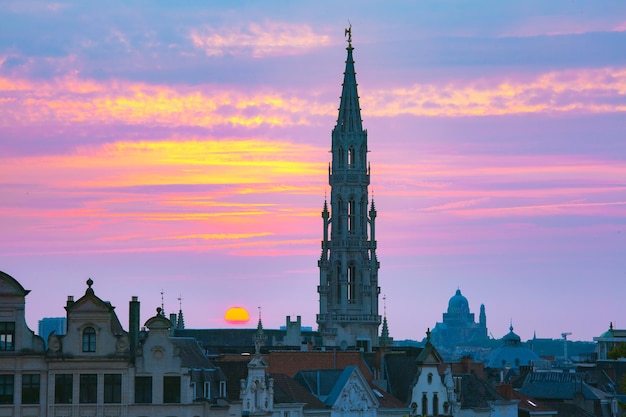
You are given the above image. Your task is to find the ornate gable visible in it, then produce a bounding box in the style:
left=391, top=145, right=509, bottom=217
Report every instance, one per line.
left=329, top=367, right=378, bottom=412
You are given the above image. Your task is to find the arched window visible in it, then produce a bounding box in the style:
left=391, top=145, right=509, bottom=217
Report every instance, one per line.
left=428, top=373, right=433, bottom=384
left=348, top=146, right=355, bottom=168
left=433, top=393, right=439, bottom=416
left=83, top=327, right=96, bottom=352
left=422, top=393, right=428, bottom=416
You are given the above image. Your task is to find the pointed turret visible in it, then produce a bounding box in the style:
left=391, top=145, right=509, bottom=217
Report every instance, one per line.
left=254, top=307, right=266, bottom=354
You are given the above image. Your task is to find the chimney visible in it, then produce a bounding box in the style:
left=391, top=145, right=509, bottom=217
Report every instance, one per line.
left=169, top=314, right=177, bottom=336
left=129, top=296, right=140, bottom=356
left=66, top=295, right=74, bottom=308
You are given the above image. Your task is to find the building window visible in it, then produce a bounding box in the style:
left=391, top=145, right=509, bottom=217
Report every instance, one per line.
left=348, top=147, right=355, bottom=168
left=55, top=374, right=73, bottom=404
left=203, top=381, right=210, bottom=399
left=163, top=376, right=181, bottom=403
left=433, top=393, right=439, bottom=416
left=219, top=381, right=227, bottom=397
left=427, top=372, right=433, bottom=384
left=422, top=393, right=428, bottom=416
left=104, top=374, right=122, bottom=404
left=347, top=265, right=356, bottom=303
left=135, top=376, right=152, bottom=403
left=22, top=374, right=40, bottom=404
left=79, top=374, right=97, bottom=404
left=0, top=375, right=14, bottom=404
left=0, top=322, right=15, bottom=351
left=82, top=327, right=96, bottom=352
left=348, top=199, right=355, bottom=233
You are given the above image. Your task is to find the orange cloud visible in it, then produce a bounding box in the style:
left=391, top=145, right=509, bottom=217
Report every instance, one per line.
left=2, top=66, right=625, bottom=129
left=2, top=138, right=325, bottom=188
left=364, top=67, right=626, bottom=117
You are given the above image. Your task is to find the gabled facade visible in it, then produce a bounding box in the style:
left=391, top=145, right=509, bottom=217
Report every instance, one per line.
left=317, top=27, right=381, bottom=351
left=46, top=278, right=133, bottom=417
left=0, top=270, right=47, bottom=416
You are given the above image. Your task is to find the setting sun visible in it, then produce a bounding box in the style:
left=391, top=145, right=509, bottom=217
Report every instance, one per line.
left=224, top=306, right=250, bottom=324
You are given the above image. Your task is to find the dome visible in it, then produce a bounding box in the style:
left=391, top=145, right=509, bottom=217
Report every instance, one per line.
left=447, top=289, right=470, bottom=316
left=487, top=325, right=540, bottom=369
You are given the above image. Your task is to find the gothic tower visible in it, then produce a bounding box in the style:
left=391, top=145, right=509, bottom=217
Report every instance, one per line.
left=317, top=29, right=381, bottom=351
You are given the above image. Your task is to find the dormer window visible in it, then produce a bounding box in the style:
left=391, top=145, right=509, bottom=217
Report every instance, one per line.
left=82, top=327, right=96, bottom=352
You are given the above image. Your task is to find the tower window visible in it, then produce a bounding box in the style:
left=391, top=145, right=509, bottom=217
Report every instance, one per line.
left=82, top=327, right=96, bottom=352
left=348, top=147, right=355, bottom=168
left=422, top=393, right=428, bottom=416
left=347, top=265, right=356, bottom=303
left=433, top=393, right=439, bottom=416
left=348, top=199, right=355, bottom=233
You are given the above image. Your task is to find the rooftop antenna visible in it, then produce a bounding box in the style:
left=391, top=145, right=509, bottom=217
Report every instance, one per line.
left=160, top=289, right=165, bottom=316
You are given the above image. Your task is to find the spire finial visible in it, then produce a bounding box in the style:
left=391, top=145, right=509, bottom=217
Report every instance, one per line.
left=426, top=327, right=431, bottom=342
left=161, top=289, right=165, bottom=316
left=344, top=23, right=352, bottom=46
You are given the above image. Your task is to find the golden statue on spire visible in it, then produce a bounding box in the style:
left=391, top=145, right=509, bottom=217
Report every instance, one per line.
left=344, top=24, right=352, bottom=45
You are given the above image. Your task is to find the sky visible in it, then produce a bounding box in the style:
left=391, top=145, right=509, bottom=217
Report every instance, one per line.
left=1, top=0, right=625, bottom=343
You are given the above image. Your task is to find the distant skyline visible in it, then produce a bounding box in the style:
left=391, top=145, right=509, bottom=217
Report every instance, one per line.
left=1, top=1, right=625, bottom=342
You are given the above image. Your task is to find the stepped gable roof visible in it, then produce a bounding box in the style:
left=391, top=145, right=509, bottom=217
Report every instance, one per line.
left=0, top=270, right=30, bottom=296
left=519, top=371, right=613, bottom=400
left=272, top=373, right=326, bottom=409
left=459, top=373, right=505, bottom=409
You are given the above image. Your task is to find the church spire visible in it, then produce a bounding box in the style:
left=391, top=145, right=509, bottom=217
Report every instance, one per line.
left=336, top=25, right=363, bottom=133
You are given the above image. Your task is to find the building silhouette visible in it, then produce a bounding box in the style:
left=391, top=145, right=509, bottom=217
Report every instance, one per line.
left=430, top=289, right=488, bottom=348
left=317, top=27, right=381, bottom=351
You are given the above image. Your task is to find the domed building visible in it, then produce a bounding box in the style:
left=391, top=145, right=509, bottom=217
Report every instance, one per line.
left=487, top=325, right=540, bottom=369
left=430, top=289, right=488, bottom=348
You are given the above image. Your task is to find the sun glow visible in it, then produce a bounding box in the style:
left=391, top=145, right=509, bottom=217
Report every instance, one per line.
left=224, top=307, right=250, bottom=324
